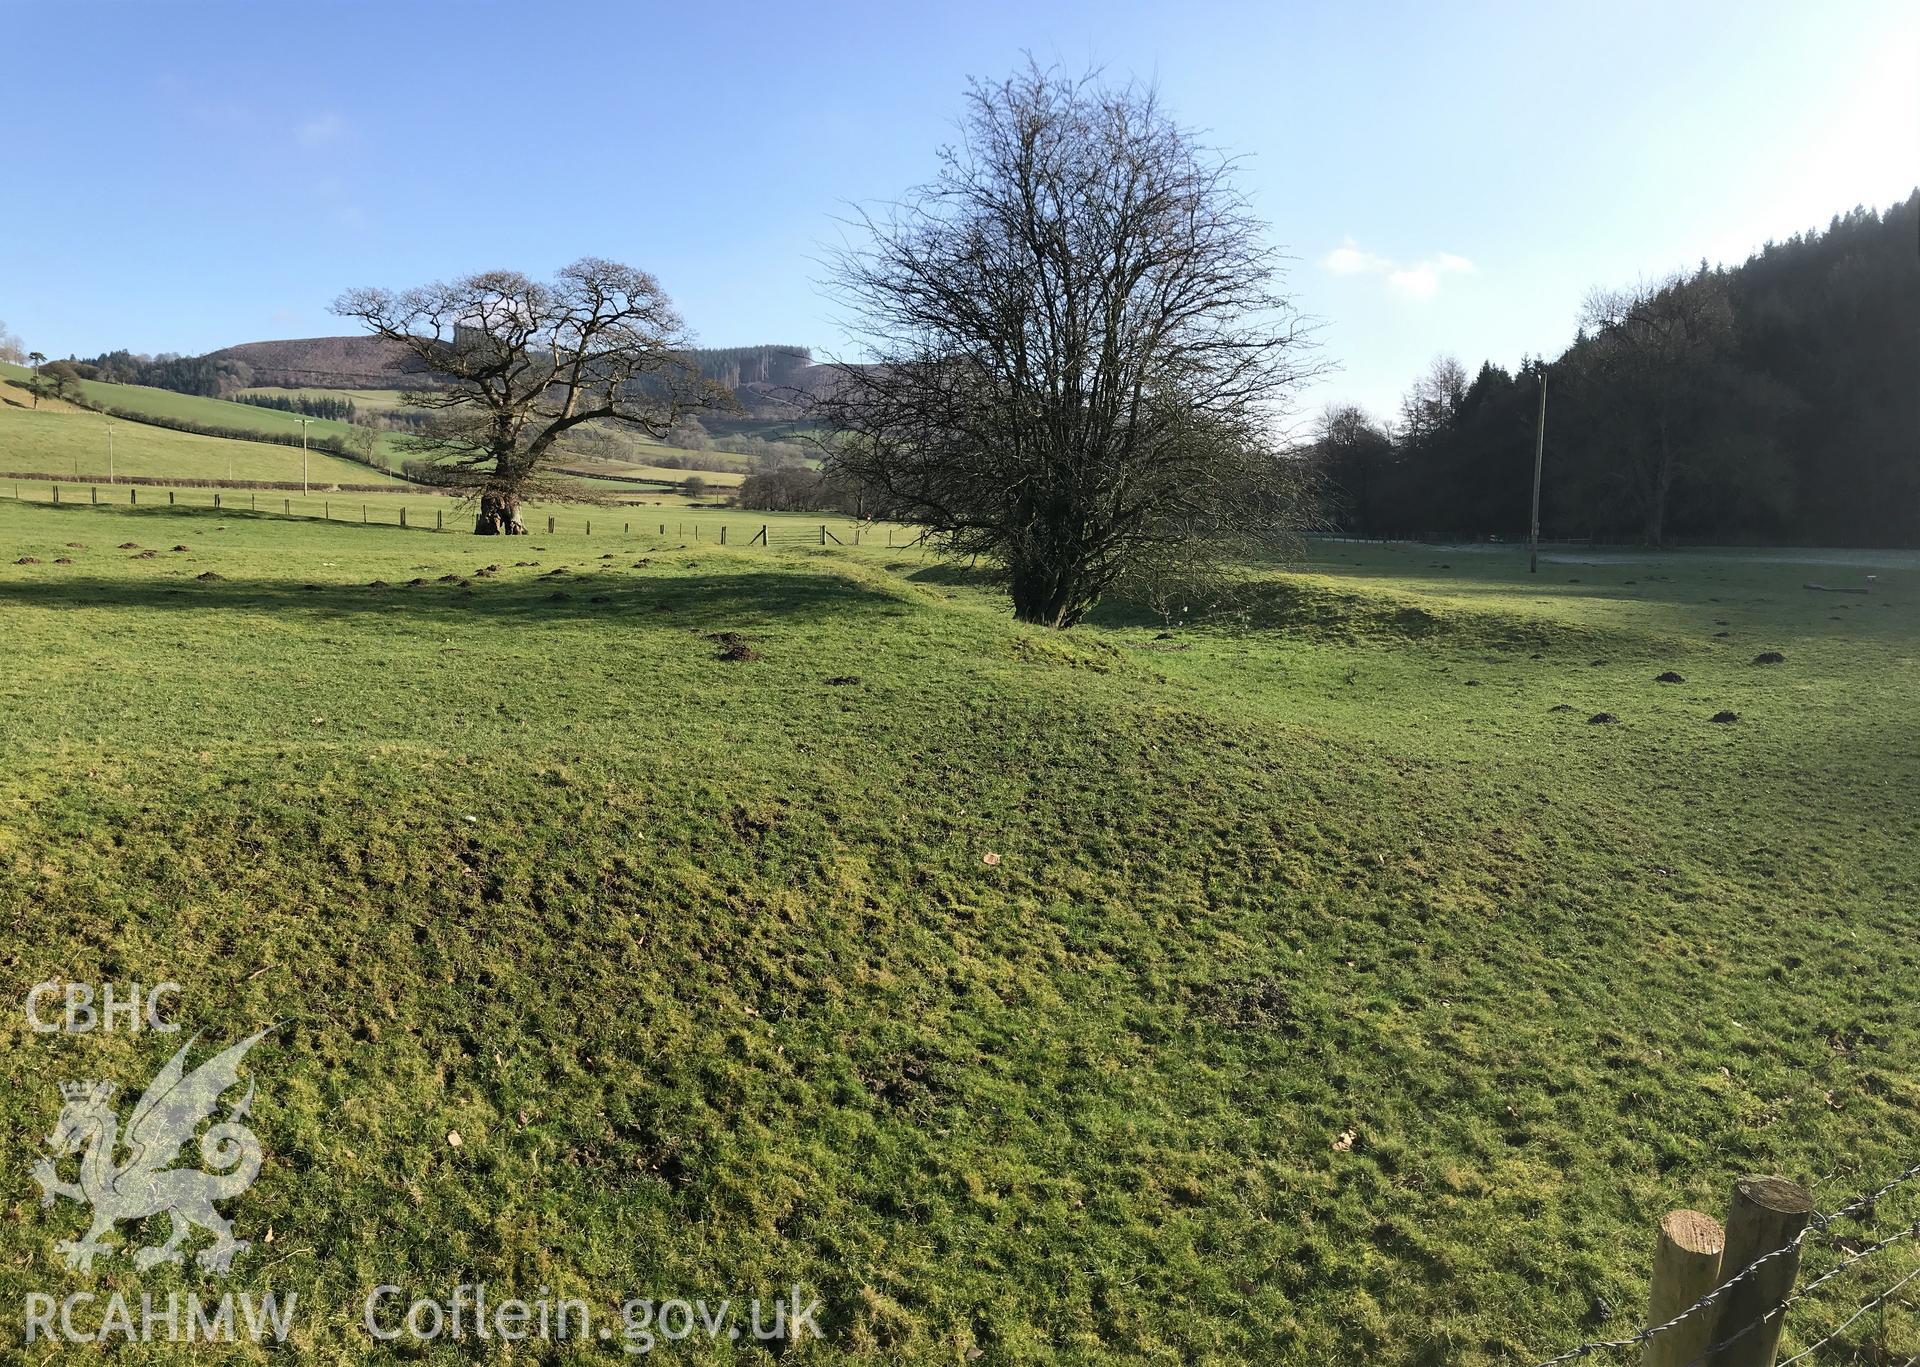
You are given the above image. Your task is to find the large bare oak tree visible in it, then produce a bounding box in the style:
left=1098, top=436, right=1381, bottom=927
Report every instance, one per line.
left=813, top=64, right=1320, bottom=626
left=335, top=259, right=723, bottom=534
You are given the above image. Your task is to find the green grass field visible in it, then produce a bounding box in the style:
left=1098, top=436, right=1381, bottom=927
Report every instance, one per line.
left=563, top=459, right=750, bottom=489
left=0, top=502, right=1914, bottom=1363
left=0, top=362, right=410, bottom=463
left=233, top=384, right=758, bottom=482
left=0, top=381, right=413, bottom=487
left=235, top=386, right=415, bottom=416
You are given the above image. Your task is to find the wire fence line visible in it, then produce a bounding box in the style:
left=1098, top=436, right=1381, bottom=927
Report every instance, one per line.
left=1530, top=1159, right=1920, bottom=1367
left=1673, top=1218, right=1920, bottom=1367
left=4, top=480, right=909, bottom=548
left=1776, top=1263, right=1920, bottom=1366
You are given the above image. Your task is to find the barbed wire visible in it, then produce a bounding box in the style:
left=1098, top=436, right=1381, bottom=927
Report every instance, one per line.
left=1528, top=1158, right=1920, bottom=1366
left=1813, top=1159, right=1920, bottom=1231
left=1675, top=1218, right=1920, bottom=1367
left=1774, top=1261, right=1920, bottom=1367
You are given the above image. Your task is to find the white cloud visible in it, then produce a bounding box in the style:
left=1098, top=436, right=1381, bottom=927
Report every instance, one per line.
left=1323, top=239, right=1392, bottom=276
left=295, top=112, right=347, bottom=148
left=1320, top=237, right=1475, bottom=299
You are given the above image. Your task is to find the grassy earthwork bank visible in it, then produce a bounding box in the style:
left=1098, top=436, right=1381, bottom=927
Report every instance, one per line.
left=0, top=497, right=1914, bottom=1363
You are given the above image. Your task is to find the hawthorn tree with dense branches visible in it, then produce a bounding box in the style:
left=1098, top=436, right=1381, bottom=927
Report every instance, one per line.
left=813, top=64, right=1320, bottom=626
left=335, top=259, right=724, bottom=534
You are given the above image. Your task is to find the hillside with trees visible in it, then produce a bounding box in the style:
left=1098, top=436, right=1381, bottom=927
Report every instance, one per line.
left=1312, top=190, right=1920, bottom=547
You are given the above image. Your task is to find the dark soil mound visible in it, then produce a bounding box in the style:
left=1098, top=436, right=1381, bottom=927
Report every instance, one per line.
left=1752, top=651, right=1786, bottom=665
left=367, top=580, right=390, bottom=588
left=1710, top=710, right=1739, bottom=724
left=1549, top=704, right=1574, bottom=713
left=1588, top=712, right=1620, bottom=724
left=196, top=571, right=224, bottom=581
left=53, top=557, right=72, bottom=564
left=15, top=556, right=42, bottom=564
left=1655, top=671, right=1685, bottom=683
left=825, top=675, right=862, bottom=686
left=718, top=643, right=761, bottom=662
left=130, top=549, right=157, bottom=559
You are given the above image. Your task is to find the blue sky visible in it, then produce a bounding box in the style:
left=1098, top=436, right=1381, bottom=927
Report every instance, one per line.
left=2, top=0, right=1914, bottom=420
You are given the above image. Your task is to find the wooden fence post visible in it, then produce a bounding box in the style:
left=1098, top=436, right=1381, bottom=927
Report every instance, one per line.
left=720, top=525, right=727, bottom=545
left=362, top=505, right=367, bottom=523
left=1705, top=1177, right=1812, bottom=1367
left=400, top=507, right=408, bottom=528
left=820, top=523, right=826, bottom=545
left=169, top=491, right=174, bottom=506
left=214, top=493, right=221, bottom=510
left=660, top=523, right=666, bottom=535
left=284, top=498, right=291, bottom=515
left=586, top=520, right=591, bottom=536
left=91, top=486, right=98, bottom=505
left=250, top=493, right=256, bottom=510
left=437, top=510, right=443, bottom=530
left=548, top=516, right=555, bottom=534
left=53, top=485, right=60, bottom=505
left=1643, top=1210, right=1724, bottom=1367
left=131, top=489, right=137, bottom=505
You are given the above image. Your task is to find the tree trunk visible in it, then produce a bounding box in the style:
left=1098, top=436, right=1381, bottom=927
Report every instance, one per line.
left=474, top=489, right=527, bottom=535
left=1009, top=561, right=1095, bottom=628
left=1645, top=418, right=1673, bottom=547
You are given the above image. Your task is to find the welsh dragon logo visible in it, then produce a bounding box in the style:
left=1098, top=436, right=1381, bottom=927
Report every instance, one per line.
left=30, top=1031, right=269, bottom=1276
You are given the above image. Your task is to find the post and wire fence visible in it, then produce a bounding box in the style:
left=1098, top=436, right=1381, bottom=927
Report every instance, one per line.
left=1, top=480, right=924, bottom=549
left=1530, top=1159, right=1920, bottom=1367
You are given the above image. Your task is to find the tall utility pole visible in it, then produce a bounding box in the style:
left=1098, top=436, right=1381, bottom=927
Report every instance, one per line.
left=1528, top=370, right=1548, bottom=574
left=294, top=417, right=313, bottom=494
left=105, top=423, right=115, bottom=484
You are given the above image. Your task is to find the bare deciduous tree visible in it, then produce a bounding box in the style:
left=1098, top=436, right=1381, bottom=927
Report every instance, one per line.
left=334, top=259, right=726, bottom=534
left=1397, top=355, right=1469, bottom=441
left=1312, top=404, right=1395, bottom=536
left=1578, top=274, right=1734, bottom=546
left=0, top=320, right=24, bottom=366
left=812, top=64, right=1320, bottom=626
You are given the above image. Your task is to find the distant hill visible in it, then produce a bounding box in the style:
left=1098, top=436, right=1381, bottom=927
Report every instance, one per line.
left=209, top=337, right=839, bottom=416
left=204, top=336, right=434, bottom=389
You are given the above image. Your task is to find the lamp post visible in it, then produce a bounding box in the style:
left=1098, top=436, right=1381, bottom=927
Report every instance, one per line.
left=294, top=417, right=313, bottom=495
